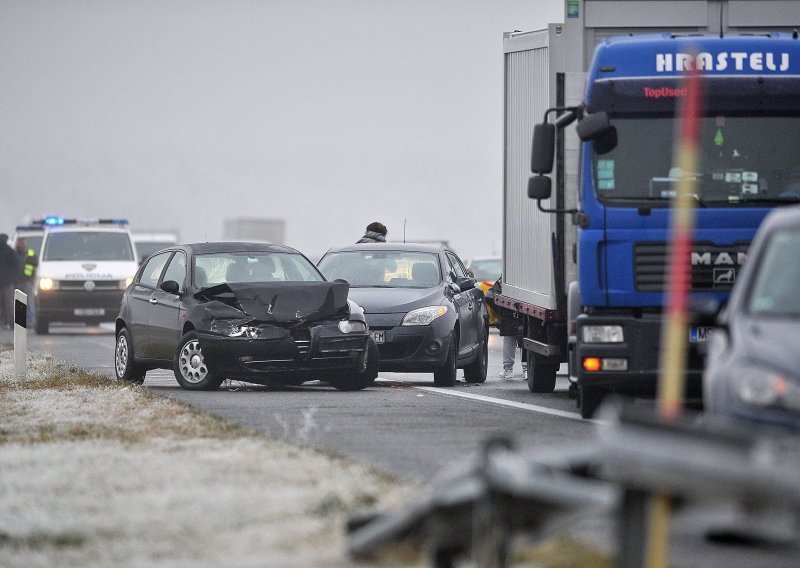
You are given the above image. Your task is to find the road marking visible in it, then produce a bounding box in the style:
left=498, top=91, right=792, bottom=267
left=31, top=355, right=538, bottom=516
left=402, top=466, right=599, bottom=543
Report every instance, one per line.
left=407, top=385, right=591, bottom=422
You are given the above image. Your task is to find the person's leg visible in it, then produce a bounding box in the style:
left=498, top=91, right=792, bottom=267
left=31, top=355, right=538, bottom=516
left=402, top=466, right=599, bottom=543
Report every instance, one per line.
left=0, top=285, right=12, bottom=327
left=501, top=335, right=516, bottom=378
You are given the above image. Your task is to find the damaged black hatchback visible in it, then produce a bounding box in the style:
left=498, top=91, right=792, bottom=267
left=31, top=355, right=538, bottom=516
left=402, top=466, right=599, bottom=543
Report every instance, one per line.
left=114, top=242, right=378, bottom=391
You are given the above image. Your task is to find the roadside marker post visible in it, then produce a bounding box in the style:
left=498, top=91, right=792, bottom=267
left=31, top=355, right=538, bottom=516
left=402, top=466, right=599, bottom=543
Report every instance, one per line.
left=14, top=289, right=27, bottom=380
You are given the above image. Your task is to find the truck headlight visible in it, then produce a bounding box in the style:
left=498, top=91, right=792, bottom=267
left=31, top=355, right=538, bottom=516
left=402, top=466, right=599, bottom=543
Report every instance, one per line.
left=38, top=277, right=55, bottom=291
left=338, top=320, right=366, bottom=333
left=581, top=325, right=624, bottom=343
left=401, top=306, right=447, bottom=326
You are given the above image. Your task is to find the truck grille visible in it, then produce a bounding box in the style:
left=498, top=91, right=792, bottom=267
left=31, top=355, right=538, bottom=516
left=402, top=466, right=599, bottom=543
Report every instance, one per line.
left=634, top=242, right=750, bottom=292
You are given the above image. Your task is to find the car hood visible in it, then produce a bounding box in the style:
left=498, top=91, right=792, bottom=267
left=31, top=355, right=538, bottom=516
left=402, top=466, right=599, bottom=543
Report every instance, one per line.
left=193, top=281, right=349, bottom=325
left=735, top=316, right=800, bottom=378
left=346, top=286, right=444, bottom=314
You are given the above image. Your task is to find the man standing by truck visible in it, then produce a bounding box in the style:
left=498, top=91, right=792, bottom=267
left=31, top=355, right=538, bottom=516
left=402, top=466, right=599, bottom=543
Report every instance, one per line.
left=0, top=233, right=19, bottom=329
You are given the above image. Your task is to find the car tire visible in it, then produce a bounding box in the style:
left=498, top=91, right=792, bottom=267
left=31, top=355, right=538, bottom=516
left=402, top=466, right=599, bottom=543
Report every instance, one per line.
left=463, top=327, right=488, bottom=384
left=579, top=384, right=605, bottom=419
left=115, top=327, right=145, bottom=385
left=173, top=331, right=224, bottom=391
left=433, top=334, right=458, bottom=387
left=34, top=316, right=49, bottom=335
left=527, top=359, right=558, bottom=393
left=330, top=338, right=379, bottom=391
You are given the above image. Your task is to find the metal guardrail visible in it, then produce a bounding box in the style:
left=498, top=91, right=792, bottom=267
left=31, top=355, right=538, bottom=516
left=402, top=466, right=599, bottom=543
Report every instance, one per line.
left=347, top=404, right=800, bottom=568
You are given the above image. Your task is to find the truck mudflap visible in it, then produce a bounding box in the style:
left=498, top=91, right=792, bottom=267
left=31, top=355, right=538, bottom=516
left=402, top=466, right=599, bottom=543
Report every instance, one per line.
left=575, top=312, right=704, bottom=397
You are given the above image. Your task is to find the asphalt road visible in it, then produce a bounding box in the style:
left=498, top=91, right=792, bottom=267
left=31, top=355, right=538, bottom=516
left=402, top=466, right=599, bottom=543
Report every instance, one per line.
left=4, top=323, right=800, bottom=568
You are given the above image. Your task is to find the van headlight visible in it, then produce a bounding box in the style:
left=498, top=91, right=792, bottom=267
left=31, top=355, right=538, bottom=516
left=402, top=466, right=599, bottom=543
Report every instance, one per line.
left=338, top=320, right=367, bottom=333
left=581, top=325, right=624, bottom=343
left=119, top=277, right=134, bottom=290
left=401, top=306, right=447, bottom=326
left=38, top=277, right=56, bottom=291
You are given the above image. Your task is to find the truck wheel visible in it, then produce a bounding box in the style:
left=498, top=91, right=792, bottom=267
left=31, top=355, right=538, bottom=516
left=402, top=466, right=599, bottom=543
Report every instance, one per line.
left=463, top=328, right=488, bottom=384
left=173, top=331, right=224, bottom=390
left=115, top=327, right=145, bottom=385
left=34, top=317, right=49, bottom=335
left=433, top=335, right=458, bottom=387
left=527, top=361, right=558, bottom=393
left=579, top=385, right=605, bottom=419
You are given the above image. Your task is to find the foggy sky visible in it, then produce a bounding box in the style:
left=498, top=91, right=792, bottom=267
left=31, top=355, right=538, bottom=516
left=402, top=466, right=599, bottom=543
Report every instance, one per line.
left=1, top=0, right=563, bottom=260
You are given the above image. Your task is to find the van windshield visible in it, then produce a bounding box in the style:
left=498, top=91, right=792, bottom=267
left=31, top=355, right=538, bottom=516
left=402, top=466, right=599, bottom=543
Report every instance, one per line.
left=43, top=232, right=135, bottom=261
left=592, top=115, right=800, bottom=206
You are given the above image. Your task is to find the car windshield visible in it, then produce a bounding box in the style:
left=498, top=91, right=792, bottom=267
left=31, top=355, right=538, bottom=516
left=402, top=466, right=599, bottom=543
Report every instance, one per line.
left=747, top=230, right=800, bottom=317
left=318, top=250, right=441, bottom=288
left=593, top=115, right=800, bottom=206
left=193, top=251, right=323, bottom=288
left=43, top=231, right=135, bottom=261
left=135, top=241, right=175, bottom=260
left=470, top=258, right=501, bottom=282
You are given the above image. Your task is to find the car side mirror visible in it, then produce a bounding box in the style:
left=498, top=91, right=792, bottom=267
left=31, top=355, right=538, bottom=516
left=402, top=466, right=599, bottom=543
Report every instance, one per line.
left=456, top=276, right=476, bottom=293
left=160, top=280, right=180, bottom=295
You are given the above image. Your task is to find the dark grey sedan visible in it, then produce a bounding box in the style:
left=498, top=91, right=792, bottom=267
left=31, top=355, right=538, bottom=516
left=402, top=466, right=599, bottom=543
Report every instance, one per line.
left=114, top=242, right=377, bottom=391
left=703, top=206, right=800, bottom=429
left=318, top=243, right=489, bottom=387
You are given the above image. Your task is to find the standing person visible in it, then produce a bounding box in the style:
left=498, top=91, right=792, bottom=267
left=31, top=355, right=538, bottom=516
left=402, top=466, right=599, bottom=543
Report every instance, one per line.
left=356, top=222, right=388, bottom=244
left=0, top=233, right=20, bottom=329
left=485, top=277, right=526, bottom=380
left=14, top=238, right=38, bottom=325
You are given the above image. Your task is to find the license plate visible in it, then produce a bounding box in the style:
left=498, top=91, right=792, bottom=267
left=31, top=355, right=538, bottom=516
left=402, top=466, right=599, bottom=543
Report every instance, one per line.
left=74, top=308, right=105, bottom=316
left=369, top=330, right=385, bottom=344
left=689, top=326, right=714, bottom=343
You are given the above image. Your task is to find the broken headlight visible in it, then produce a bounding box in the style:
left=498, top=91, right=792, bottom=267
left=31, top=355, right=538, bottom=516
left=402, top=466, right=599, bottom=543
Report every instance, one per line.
left=210, top=319, right=261, bottom=338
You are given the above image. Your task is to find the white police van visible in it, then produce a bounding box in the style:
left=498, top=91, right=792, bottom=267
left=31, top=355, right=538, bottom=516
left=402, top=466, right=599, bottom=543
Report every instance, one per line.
left=34, top=218, right=138, bottom=334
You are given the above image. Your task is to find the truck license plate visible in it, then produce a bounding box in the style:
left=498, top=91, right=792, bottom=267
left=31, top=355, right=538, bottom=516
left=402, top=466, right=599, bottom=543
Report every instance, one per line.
left=369, top=330, right=385, bottom=344
left=75, top=308, right=105, bottom=316
left=689, top=326, right=714, bottom=343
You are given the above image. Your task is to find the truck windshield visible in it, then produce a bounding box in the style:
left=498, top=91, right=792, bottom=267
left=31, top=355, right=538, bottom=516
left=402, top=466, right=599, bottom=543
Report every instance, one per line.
left=592, top=115, right=800, bottom=206
left=43, top=232, right=135, bottom=261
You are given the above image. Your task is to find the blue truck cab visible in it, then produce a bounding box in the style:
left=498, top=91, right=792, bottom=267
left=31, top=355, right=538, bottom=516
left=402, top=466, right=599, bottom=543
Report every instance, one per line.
left=535, top=33, right=800, bottom=417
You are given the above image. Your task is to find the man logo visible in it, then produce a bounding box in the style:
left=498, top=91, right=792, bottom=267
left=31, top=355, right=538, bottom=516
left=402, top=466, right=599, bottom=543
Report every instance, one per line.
left=84, top=280, right=96, bottom=292
left=713, top=268, right=735, bottom=286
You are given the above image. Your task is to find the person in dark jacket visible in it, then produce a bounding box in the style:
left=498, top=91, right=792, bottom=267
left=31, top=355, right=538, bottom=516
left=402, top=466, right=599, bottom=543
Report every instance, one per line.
left=485, top=277, right=527, bottom=380
left=0, top=233, right=20, bottom=329
left=356, top=222, right=388, bottom=244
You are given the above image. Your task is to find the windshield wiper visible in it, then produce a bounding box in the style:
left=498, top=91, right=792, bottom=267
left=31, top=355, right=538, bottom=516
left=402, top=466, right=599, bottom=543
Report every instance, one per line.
left=736, top=195, right=800, bottom=205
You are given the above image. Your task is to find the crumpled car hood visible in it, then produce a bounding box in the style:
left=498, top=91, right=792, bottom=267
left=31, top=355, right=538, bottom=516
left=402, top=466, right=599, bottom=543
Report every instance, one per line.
left=194, top=281, right=349, bottom=324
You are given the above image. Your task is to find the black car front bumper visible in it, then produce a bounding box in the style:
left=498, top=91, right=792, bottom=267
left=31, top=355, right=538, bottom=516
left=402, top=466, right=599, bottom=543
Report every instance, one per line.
left=197, top=322, right=369, bottom=383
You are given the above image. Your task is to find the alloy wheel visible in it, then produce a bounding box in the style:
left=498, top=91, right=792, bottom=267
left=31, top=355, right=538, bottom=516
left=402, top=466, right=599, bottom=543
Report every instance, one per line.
left=179, top=340, right=208, bottom=384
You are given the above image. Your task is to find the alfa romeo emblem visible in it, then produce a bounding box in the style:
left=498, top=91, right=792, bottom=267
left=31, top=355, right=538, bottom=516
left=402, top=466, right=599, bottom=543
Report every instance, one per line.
left=84, top=280, right=96, bottom=292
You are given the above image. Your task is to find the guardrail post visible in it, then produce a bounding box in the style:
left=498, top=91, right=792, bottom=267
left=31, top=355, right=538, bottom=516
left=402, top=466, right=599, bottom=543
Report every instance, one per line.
left=14, top=289, right=27, bottom=380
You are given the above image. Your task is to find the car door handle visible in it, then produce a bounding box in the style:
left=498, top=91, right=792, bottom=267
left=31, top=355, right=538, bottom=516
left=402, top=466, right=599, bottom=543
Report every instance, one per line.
left=149, top=297, right=158, bottom=304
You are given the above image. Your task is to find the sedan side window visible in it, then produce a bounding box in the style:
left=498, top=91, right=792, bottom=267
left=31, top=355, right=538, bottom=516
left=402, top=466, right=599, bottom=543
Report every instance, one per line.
left=161, top=251, right=187, bottom=292
left=446, top=253, right=465, bottom=281
left=138, top=252, right=171, bottom=288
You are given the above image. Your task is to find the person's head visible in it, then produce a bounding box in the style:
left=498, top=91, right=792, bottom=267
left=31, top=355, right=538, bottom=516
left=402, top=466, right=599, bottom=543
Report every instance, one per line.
left=0, top=234, right=8, bottom=246
left=366, top=222, right=387, bottom=236
left=15, top=238, right=26, bottom=252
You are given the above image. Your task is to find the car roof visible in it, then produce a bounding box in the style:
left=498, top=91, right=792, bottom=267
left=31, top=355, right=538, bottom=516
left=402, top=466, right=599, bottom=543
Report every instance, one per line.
left=183, top=241, right=301, bottom=255
left=324, top=242, right=449, bottom=255
left=44, top=226, right=131, bottom=233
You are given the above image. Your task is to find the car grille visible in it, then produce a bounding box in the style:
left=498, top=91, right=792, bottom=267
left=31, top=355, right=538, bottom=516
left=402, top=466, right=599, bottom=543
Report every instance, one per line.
left=634, top=242, right=750, bottom=292
left=58, top=279, right=123, bottom=291
left=291, top=329, right=311, bottom=359
left=378, top=341, right=422, bottom=360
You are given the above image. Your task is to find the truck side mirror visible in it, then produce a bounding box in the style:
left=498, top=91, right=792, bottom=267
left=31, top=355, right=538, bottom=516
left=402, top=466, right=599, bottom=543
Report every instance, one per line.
left=528, top=176, right=552, bottom=200
left=531, top=123, right=555, bottom=174
left=576, top=112, right=610, bottom=141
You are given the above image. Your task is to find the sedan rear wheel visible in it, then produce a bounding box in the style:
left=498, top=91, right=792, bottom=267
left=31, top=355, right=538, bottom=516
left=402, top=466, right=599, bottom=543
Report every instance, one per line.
left=173, top=331, right=224, bottom=390
left=433, top=334, right=458, bottom=387
left=115, top=327, right=145, bottom=384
